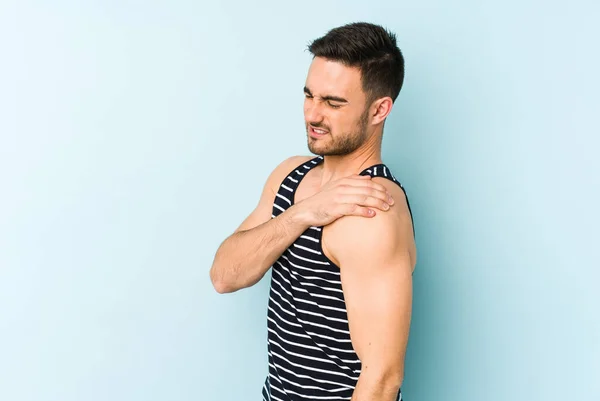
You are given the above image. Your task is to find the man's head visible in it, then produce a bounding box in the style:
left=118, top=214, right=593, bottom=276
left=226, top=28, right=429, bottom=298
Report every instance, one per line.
left=303, top=22, right=404, bottom=156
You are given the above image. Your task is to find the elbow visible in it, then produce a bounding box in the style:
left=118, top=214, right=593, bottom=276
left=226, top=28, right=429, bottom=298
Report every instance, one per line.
left=209, top=258, right=262, bottom=294
left=211, top=276, right=234, bottom=294
left=209, top=249, right=236, bottom=294
left=379, top=369, right=403, bottom=394
left=209, top=265, right=234, bottom=294
left=389, top=373, right=404, bottom=392
left=360, top=366, right=404, bottom=396
left=211, top=278, right=230, bottom=294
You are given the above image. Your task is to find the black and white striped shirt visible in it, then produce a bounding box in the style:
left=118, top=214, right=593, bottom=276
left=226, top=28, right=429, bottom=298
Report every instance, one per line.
left=262, top=156, right=413, bottom=401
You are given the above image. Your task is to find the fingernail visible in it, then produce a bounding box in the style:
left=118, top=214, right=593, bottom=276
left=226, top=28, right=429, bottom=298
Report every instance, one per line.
left=388, top=196, right=394, bottom=204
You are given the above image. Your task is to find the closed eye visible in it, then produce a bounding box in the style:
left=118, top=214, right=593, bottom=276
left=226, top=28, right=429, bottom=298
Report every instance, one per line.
left=304, top=86, right=348, bottom=107
left=304, top=93, right=342, bottom=108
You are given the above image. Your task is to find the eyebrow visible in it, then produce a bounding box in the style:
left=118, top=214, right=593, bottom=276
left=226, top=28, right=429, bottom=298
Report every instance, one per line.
left=304, top=86, right=349, bottom=103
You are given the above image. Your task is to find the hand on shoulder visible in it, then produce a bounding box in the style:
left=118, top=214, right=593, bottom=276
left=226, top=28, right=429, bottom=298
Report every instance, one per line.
left=323, top=177, right=416, bottom=272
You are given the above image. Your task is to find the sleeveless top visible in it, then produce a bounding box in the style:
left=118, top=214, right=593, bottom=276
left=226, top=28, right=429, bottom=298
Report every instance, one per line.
left=262, top=156, right=414, bottom=401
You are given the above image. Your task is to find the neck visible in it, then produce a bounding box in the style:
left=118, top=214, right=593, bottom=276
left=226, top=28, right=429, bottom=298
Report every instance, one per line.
left=318, top=145, right=382, bottom=184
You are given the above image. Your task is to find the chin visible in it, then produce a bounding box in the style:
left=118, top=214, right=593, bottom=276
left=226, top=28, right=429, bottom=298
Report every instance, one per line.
left=308, top=145, right=343, bottom=157
left=307, top=144, right=326, bottom=156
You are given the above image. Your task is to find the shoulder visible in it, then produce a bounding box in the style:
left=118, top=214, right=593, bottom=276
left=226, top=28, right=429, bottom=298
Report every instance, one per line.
left=330, top=176, right=413, bottom=238
left=324, top=176, right=416, bottom=271
left=265, top=155, right=316, bottom=193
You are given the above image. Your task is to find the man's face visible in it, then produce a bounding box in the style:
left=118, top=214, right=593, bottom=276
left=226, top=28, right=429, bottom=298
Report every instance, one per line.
left=303, top=57, right=371, bottom=156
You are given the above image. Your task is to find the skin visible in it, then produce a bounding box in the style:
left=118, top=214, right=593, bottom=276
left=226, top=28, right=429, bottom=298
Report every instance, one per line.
left=300, top=57, right=416, bottom=400
left=210, top=56, right=416, bottom=400
left=325, top=178, right=415, bottom=400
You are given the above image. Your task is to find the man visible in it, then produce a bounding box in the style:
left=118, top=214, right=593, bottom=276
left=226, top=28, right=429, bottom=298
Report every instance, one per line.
left=209, top=22, right=416, bottom=401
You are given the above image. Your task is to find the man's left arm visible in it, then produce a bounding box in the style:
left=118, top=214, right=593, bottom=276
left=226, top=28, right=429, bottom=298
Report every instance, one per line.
left=327, top=186, right=415, bottom=400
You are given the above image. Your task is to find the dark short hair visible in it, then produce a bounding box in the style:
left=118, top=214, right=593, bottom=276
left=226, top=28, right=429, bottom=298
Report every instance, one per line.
left=307, top=22, right=405, bottom=104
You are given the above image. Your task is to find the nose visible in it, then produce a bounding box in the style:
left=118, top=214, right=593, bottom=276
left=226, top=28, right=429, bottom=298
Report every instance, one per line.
left=304, top=98, right=324, bottom=124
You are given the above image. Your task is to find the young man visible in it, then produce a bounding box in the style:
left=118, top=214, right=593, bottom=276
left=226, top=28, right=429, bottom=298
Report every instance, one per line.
left=210, top=22, right=416, bottom=401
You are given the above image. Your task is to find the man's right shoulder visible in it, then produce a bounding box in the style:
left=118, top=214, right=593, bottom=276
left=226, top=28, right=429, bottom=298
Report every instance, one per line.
left=271, top=155, right=316, bottom=179
left=276, top=155, right=316, bottom=173
left=266, top=155, right=315, bottom=191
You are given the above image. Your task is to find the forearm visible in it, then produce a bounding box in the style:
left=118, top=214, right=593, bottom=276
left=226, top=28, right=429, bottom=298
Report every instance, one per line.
left=210, top=204, right=309, bottom=293
left=351, top=370, right=402, bottom=401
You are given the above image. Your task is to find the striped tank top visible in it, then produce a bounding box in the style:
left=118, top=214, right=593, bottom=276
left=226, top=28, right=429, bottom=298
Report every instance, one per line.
left=262, top=156, right=413, bottom=401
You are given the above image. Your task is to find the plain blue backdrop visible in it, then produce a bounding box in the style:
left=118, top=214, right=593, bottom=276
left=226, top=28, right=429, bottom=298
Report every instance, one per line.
left=1, top=1, right=598, bottom=400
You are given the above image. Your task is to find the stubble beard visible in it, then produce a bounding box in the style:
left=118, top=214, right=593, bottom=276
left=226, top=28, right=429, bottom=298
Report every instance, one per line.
left=307, top=109, right=369, bottom=156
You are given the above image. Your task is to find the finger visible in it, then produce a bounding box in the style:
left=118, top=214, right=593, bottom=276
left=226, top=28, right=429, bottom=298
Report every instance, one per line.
left=361, top=183, right=394, bottom=205
left=341, top=194, right=391, bottom=211
left=346, top=186, right=394, bottom=205
left=341, top=179, right=391, bottom=196
left=341, top=204, right=377, bottom=218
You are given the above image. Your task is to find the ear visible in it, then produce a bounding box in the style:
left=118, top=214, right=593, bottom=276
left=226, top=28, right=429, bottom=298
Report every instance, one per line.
left=370, top=96, right=393, bottom=125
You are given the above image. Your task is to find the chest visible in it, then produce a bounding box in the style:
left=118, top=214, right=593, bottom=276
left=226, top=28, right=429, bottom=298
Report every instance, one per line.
left=293, top=168, right=323, bottom=205
left=288, top=168, right=342, bottom=268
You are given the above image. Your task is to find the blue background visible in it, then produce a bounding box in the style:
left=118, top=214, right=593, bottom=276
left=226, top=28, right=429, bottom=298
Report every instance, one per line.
left=1, top=1, right=598, bottom=400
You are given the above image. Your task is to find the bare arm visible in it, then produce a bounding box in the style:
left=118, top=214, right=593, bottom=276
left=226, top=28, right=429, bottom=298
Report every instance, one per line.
left=326, top=179, right=416, bottom=400
left=209, top=160, right=398, bottom=294
left=210, top=205, right=312, bottom=293
left=209, top=156, right=312, bottom=293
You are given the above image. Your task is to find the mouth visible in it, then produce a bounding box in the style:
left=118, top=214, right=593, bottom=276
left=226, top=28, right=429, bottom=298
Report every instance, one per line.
left=308, top=125, right=329, bottom=138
